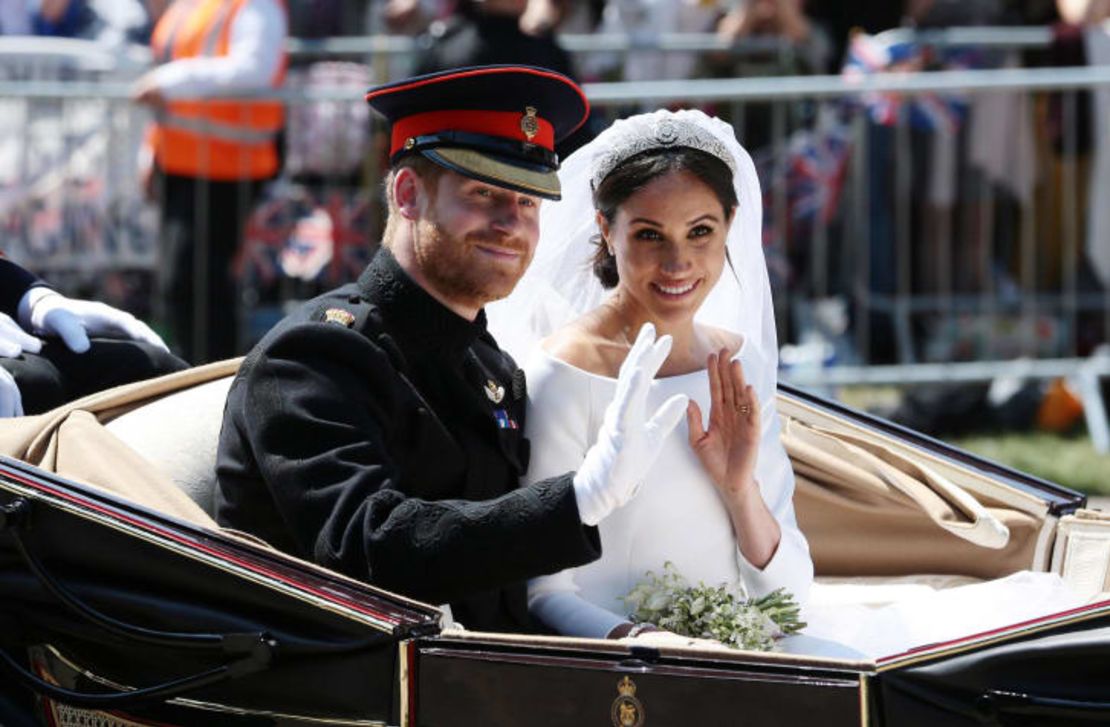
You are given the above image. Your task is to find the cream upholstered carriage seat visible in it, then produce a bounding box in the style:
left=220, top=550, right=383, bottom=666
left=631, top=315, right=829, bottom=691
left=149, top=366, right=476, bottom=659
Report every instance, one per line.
left=104, top=374, right=233, bottom=518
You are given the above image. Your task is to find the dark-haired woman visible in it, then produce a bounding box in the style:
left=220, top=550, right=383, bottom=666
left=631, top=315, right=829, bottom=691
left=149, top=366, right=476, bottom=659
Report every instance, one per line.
left=489, top=112, right=1087, bottom=656
left=487, top=109, right=815, bottom=644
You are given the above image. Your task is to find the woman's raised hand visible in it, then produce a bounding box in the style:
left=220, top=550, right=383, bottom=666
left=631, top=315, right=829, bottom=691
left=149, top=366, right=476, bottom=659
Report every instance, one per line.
left=687, top=349, right=760, bottom=496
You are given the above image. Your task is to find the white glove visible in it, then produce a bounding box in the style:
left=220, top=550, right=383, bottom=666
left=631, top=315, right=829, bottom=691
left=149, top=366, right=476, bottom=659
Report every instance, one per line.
left=572, top=323, right=689, bottom=526
left=621, top=630, right=727, bottom=650
left=0, top=311, right=42, bottom=418
left=0, top=312, right=42, bottom=358
left=0, top=365, right=22, bottom=417
left=19, top=288, right=168, bottom=355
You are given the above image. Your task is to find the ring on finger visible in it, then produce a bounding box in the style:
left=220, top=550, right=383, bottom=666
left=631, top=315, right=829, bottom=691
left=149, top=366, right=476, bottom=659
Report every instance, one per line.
left=738, top=403, right=752, bottom=415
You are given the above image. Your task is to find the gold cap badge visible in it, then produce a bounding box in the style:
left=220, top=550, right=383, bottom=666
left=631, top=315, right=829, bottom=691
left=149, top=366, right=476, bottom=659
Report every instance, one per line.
left=520, top=106, right=539, bottom=141
left=324, top=308, right=356, bottom=327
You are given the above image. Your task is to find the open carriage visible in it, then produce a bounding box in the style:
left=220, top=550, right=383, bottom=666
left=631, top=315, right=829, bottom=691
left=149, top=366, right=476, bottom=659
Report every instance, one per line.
left=2, top=362, right=1110, bottom=726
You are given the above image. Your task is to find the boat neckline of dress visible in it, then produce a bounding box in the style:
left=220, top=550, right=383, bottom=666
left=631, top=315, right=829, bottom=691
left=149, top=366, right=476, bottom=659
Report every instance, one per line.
left=536, top=334, right=748, bottom=384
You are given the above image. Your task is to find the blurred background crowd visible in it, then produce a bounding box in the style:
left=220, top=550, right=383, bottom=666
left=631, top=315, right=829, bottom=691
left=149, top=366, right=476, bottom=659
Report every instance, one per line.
left=2, top=0, right=1110, bottom=481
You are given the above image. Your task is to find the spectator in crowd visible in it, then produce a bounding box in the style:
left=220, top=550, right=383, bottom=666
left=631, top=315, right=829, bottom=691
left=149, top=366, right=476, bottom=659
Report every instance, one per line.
left=30, top=0, right=103, bottom=38
left=88, top=0, right=150, bottom=46
left=0, top=255, right=186, bottom=417
left=132, top=0, right=288, bottom=364
left=379, top=0, right=452, bottom=35
left=703, top=0, right=833, bottom=158
left=27, top=0, right=146, bottom=44
left=809, top=1, right=907, bottom=71
left=1058, top=0, right=1110, bottom=21
left=380, top=0, right=602, bottom=37
left=584, top=0, right=722, bottom=83
left=1011, top=0, right=1110, bottom=356
left=1054, top=0, right=1110, bottom=296
left=1014, top=0, right=1066, bottom=23
left=414, top=0, right=575, bottom=78
left=288, top=0, right=373, bottom=38
left=715, top=0, right=832, bottom=76
left=0, top=0, right=30, bottom=34
left=413, top=0, right=598, bottom=155
left=122, top=0, right=169, bottom=44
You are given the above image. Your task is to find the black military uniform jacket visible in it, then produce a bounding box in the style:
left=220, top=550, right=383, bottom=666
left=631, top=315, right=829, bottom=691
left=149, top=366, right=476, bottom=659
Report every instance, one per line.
left=216, top=248, right=601, bottom=633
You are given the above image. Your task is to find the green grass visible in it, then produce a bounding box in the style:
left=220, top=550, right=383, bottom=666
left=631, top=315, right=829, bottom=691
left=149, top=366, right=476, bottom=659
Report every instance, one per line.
left=947, top=431, right=1110, bottom=496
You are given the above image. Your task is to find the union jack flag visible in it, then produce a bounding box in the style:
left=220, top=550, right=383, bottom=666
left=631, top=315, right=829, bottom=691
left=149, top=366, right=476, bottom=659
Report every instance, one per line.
left=786, top=116, right=853, bottom=224
left=756, top=105, right=854, bottom=236
left=236, top=186, right=376, bottom=290
left=236, top=192, right=290, bottom=287
left=323, top=190, right=374, bottom=284
left=842, top=30, right=973, bottom=135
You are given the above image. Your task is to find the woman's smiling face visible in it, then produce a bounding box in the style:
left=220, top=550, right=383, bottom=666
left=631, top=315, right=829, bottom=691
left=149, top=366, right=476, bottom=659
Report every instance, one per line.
left=601, top=168, right=734, bottom=325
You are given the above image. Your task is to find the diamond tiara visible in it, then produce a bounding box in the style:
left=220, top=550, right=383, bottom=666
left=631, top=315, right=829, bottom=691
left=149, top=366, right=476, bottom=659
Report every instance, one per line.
left=589, top=116, right=738, bottom=190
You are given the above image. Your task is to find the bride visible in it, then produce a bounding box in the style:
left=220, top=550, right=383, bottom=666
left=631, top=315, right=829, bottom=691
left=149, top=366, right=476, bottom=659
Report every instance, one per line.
left=488, top=108, right=814, bottom=643
left=488, top=108, right=1088, bottom=657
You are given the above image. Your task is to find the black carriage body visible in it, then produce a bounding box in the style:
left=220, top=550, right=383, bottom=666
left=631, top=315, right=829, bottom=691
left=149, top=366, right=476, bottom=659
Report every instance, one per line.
left=2, top=386, right=1108, bottom=726
left=410, top=633, right=870, bottom=726
left=0, top=457, right=441, bottom=725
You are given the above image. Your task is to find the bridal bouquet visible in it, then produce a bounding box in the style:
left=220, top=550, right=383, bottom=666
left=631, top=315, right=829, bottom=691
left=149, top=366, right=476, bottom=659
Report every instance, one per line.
left=623, top=562, right=805, bottom=651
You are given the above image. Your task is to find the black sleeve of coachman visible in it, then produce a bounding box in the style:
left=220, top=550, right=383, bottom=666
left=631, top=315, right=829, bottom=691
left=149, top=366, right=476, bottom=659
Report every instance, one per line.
left=0, top=258, right=45, bottom=317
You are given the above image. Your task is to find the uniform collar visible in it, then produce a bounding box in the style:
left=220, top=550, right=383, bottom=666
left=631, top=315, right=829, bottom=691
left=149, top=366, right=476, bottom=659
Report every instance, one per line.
left=359, top=247, right=488, bottom=354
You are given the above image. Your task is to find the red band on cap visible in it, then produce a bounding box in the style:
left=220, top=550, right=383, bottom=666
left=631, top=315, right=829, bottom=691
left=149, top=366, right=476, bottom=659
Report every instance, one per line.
left=390, top=110, right=555, bottom=156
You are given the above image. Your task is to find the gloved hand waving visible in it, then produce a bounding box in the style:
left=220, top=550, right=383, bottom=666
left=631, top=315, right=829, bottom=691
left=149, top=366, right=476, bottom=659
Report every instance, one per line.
left=572, top=323, right=689, bottom=526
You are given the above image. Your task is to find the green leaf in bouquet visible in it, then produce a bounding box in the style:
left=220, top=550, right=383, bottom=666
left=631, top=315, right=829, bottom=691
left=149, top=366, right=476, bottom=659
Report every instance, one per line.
left=622, top=563, right=806, bottom=651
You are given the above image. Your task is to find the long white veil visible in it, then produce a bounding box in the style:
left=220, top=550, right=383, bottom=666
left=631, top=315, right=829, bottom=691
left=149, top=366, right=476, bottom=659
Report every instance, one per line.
left=486, top=108, right=778, bottom=373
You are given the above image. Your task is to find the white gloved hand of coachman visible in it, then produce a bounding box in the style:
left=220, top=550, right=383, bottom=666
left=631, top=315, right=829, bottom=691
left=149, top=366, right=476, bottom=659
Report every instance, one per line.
left=0, top=289, right=171, bottom=418
left=19, top=288, right=168, bottom=355
left=572, top=323, right=689, bottom=526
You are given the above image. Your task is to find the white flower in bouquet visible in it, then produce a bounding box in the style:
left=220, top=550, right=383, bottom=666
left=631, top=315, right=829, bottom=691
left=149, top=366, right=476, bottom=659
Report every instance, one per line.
left=624, top=562, right=805, bottom=651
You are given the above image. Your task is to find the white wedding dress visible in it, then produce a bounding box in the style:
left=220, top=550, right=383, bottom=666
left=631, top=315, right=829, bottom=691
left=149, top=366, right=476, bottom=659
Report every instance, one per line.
left=523, top=337, right=814, bottom=641
left=522, top=342, right=1086, bottom=660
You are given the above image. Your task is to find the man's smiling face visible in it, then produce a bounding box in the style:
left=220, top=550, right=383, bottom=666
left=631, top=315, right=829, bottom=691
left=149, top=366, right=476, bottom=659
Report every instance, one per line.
left=411, top=169, right=542, bottom=313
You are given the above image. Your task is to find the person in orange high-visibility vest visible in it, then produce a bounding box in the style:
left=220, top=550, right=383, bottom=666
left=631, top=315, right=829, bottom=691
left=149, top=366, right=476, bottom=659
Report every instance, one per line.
left=133, top=0, right=287, bottom=364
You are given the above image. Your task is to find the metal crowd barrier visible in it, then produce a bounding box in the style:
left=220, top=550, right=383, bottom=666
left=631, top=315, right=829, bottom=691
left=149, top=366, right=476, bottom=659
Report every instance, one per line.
left=284, top=27, right=1057, bottom=59
left=0, top=37, right=155, bottom=329
left=284, top=26, right=1060, bottom=87
left=1, top=36, right=1109, bottom=444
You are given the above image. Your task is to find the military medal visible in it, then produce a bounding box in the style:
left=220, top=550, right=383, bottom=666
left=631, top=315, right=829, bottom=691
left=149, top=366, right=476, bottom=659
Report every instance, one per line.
left=493, top=408, right=518, bottom=430
left=484, top=379, right=505, bottom=403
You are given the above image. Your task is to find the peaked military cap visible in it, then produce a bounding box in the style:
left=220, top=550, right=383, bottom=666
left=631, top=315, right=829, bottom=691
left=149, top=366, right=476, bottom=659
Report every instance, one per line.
left=365, top=65, right=589, bottom=200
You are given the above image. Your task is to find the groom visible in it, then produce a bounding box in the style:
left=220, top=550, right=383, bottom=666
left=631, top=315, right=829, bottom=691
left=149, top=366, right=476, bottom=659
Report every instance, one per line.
left=215, top=66, right=688, bottom=633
